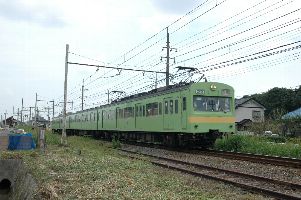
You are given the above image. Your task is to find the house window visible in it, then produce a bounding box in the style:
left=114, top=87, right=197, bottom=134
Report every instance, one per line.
left=252, top=111, right=261, bottom=121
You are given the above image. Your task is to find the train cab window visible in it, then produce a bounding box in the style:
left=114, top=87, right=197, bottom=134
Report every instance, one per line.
left=159, top=102, right=162, bottom=115
left=193, top=96, right=231, bottom=112
left=164, top=101, right=168, bottom=114
left=170, top=100, right=173, bottom=114
left=183, top=97, right=187, bottom=111
left=175, top=100, right=178, bottom=114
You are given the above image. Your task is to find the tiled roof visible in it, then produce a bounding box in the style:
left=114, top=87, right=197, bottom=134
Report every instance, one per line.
left=235, top=97, right=251, bottom=107
left=235, top=97, right=266, bottom=109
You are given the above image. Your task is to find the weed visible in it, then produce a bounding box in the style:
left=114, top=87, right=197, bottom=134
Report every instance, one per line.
left=112, top=137, right=121, bottom=149
left=214, top=134, right=301, bottom=158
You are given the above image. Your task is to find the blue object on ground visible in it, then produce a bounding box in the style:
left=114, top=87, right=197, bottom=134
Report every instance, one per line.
left=8, top=133, right=36, bottom=150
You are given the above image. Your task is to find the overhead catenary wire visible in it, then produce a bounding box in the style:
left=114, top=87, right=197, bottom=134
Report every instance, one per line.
left=51, top=0, right=301, bottom=114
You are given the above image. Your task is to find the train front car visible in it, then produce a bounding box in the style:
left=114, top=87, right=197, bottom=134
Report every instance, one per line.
left=185, top=82, right=235, bottom=147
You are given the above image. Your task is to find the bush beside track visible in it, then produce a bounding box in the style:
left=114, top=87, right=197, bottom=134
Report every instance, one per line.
left=214, top=134, right=301, bottom=159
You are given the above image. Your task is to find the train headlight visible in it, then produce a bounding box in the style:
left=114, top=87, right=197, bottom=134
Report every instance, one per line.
left=210, top=84, right=217, bottom=91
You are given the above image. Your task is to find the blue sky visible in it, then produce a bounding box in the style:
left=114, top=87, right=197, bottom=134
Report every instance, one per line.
left=0, top=0, right=300, bottom=120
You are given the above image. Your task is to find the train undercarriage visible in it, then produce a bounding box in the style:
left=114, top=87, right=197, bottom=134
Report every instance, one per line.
left=52, top=129, right=221, bottom=148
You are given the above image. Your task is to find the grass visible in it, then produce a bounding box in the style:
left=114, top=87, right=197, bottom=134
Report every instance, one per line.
left=214, top=134, right=301, bottom=158
left=0, top=127, right=269, bottom=199
left=0, top=127, right=241, bottom=199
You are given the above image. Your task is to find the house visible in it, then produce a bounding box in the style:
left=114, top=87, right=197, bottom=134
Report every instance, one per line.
left=1, top=116, right=17, bottom=128
left=235, top=97, right=266, bottom=130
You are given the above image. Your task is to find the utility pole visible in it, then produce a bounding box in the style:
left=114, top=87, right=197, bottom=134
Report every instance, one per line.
left=166, top=27, right=170, bottom=86
left=29, top=107, right=34, bottom=121
left=34, top=93, right=38, bottom=131
left=155, top=73, right=158, bottom=89
left=46, top=107, right=50, bottom=122
left=21, top=98, right=24, bottom=123
left=81, top=79, right=88, bottom=111
left=161, top=27, right=177, bottom=86
left=62, top=44, right=69, bottom=146
left=49, top=100, right=54, bottom=120
left=82, top=79, right=84, bottom=111
left=107, top=89, right=110, bottom=104
left=4, top=110, right=7, bottom=126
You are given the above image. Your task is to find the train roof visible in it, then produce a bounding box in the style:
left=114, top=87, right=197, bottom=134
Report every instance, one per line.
left=66, top=81, right=232, bottom=116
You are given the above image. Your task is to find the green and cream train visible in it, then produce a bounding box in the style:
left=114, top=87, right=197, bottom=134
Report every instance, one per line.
left=52, top=82, right=235, bottom=147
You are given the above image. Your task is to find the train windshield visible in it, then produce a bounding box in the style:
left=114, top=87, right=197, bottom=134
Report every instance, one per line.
left=193, top=96, right=231, bottom=112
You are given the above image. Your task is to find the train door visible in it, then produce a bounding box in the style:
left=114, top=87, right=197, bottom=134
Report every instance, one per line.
left=116, top=108, right=118, bottom=129
left=163, top=98, right=171, bottom=130
left=101, top=110, right=104, bottom=129
left=181, top=95, right=187, bottom=129
left=174, top=97, right=180, bottom=130
left=68, top=116, right=71, bottom=129
left=134, top=104, right=140, bottom=129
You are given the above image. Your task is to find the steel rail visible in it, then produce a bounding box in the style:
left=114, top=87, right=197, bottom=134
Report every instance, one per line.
left=200, top=149, right=301, bottom=168
left=120, top=149, right=301, bottom=200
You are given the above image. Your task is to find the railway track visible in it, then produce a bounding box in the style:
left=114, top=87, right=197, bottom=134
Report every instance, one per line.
left=198, top=149, right=301, bottom=168
left=123, top=142, right=301, bottom=168
left=120, top=148, right=301, bottom=200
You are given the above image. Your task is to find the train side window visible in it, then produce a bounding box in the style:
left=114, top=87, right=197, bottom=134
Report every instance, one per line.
left=170, top=100, right=173, bottom=114
left=183, top=97, right=187, bottom=111
left=139, top=106, right=142, bottom=117
left=143, top=105, right=145, bottom=116
left=94, top=113, right=96, bottom=121
left=119, top=109, right=124, bottom=118
left=135, top=106, right=138, bottom=117
left=159, top=102, right=162, bottom=115
left=175, top=100, right=178, bottom=114
left=164, top=101, right=168, bottom=114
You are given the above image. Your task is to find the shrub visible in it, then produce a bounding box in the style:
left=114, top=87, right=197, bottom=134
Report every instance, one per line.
left=112, top=136, right=121, bottom=149
left=214, top=134, right=301, bottom=158
left=214, top=135, right=245, bottom=152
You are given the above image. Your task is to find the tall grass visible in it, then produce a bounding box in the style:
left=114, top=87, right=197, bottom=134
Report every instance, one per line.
left=17, top=125, right=60, bottom=146
left=214, top=134, right=301, bottom=159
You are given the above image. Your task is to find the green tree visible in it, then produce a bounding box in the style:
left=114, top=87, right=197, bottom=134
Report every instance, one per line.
left=251, top=86, right=301, bottom=118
